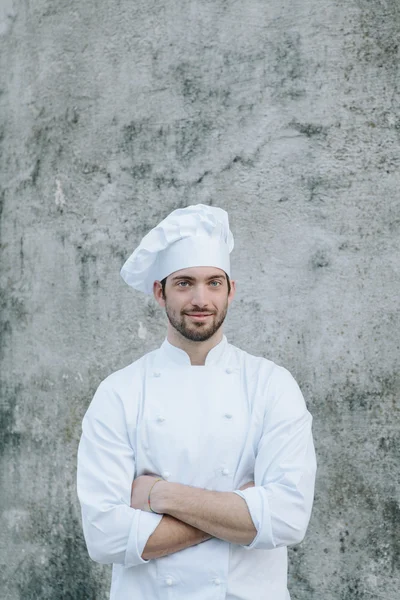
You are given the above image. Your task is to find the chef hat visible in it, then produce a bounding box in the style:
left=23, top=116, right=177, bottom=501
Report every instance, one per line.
left=121, top=204, right=234, bottom=294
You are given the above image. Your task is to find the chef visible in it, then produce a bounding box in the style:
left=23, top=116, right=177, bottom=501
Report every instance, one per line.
left=77, top=204, right=317, bottom=600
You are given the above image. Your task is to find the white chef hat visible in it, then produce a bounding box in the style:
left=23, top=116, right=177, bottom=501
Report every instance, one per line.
left=121, top=204, right=234, bottom=294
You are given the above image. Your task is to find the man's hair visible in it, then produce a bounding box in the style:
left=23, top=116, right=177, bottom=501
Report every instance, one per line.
left=160, top=273, right=231, bottom=298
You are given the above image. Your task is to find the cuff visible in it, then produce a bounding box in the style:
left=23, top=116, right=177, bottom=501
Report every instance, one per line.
left=125, top=509, right=163, bottom=566
left=233, top=487, right=274, bottom=550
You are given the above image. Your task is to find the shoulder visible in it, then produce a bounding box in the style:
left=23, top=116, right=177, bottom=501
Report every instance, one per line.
left=85, top=348, right=158, bottom=418
left=227, top=341, right=277, bottom=380
left=227, top=342, right=307, bottom=414
left=99, top=348, right=157, bottom=392
left=228, top=341, right=299, bottom=382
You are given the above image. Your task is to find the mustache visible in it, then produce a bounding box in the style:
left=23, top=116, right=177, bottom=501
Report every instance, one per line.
left=183, top=309, right=217, bottom=315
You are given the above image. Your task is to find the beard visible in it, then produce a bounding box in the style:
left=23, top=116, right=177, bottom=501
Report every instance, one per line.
left=165, top=300, right=228, bottom=342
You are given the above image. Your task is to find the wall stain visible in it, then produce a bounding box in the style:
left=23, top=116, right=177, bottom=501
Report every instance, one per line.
left=81, top=162, right=107, bottom=176
left=324, top=374, right=399, bottom=417
left=329, top=464, right=377, bottom=514
left=0, top=188, right=4, bottom=223
left=121, top=117, right=216, bottom=168
left=0, top=318, right=12, bottom=360
left=123, top=120, right=144, bottom=145
left=194, top=170, right=211, bottom=185
left=305, top=176, right=325, bottom=202
left=65, top=106, right=79, bottom=126
left=340, top=576, right=364, bottom=600
left=273, top=32, right=305, bottom=99
left=174, top=59, right=235, bottom=108
left=0, top=383, right=22, bottom=457
left=0, top=287, right=29, bottom=358
left=76, top=244, right=98, bottom=292
left=320, top=370, right=400, bottom=595
left=31, top=159, right=41, bottom=186
left=290, top=120, right=328, bottom=138
left=131, top=162, right=152, bottom=180
left=288, top=545, right=315, bottom=595
left=153, top=174, right=180, bottom=189
left=175, top=119, right=214, bottom=160
left=19, top=236, right=24, bottom=274
left=383, top=499, right=400, bottom=572
left=109, top=244, right=126, bottom=264
left=310, top=249, right=330, bottom=269
left=356, top=0, right=400, bottom=69
left=378, top=434, right=400, bottom=459
left=345, top=376, right=397, bottom=413
left=339, top=529, right=349, bottom=554
left=16, top=502, right=105, bottom=600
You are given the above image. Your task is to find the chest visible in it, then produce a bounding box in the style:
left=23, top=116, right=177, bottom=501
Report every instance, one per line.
left=135, top=366, right=251, bottom=487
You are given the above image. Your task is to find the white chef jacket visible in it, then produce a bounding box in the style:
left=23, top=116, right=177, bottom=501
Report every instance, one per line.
left=77, top=335, right=316, bottom=600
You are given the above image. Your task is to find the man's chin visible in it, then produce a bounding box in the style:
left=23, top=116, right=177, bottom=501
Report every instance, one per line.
left=184, top=324, right=213, bottom=339
left=179, top=321, right=219, bottom=342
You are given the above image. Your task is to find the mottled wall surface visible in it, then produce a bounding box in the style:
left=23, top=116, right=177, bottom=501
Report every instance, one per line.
left=1, top=0, right=399, bottom=598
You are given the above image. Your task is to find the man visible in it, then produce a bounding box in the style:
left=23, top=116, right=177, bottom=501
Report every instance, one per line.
left=77, top=204, right=317, bottom=600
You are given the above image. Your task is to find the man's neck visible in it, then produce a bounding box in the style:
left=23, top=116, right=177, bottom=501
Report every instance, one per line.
left=166, top=327, right=224, bottom=366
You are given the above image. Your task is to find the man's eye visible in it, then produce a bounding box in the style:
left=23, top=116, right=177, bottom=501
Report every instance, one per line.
left=209, top=281, right=221, bottom=287
left=177, top=281, right=190, bottom=287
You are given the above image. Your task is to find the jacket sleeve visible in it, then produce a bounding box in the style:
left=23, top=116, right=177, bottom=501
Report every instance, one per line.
left=77, top=380, right=163, bottom=566
left=234, top=365, right=317, bottom=550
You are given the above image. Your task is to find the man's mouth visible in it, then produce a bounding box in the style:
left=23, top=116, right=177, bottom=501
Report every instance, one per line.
left=184, top=312, right=214, bottom=320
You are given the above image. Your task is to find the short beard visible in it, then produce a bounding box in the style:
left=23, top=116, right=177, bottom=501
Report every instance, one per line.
left=165, top=301, right=228, bottom=342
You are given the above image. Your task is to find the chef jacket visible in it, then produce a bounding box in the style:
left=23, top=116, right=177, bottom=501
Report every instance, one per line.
left=77, top=335, right=316, bottom=600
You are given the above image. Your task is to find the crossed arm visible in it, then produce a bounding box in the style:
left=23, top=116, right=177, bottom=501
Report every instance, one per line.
left=78, top=372, right=316, bottom=566
left=130, top=476, right=256, bottom=560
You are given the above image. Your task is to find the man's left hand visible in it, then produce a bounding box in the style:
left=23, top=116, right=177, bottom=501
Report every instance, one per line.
left=131, top=475, right=164, bottom=512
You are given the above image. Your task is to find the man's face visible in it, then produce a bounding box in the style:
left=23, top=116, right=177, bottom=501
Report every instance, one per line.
left=154, top=267, right=235, bottom=342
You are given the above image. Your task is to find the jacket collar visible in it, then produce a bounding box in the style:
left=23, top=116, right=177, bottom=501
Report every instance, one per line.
left=160, top=335, right=228, bottom=366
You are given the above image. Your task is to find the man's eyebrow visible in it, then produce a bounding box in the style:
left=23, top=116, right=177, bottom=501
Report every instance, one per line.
left=170, top=275, right=196, bottom=281
left=170, top=274, right=226, bottom=282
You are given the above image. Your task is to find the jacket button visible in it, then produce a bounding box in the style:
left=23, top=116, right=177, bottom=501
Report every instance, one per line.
left=162, top=471, right=170, bottom=479
left=224, top=413, right=232, bottom=419
left=225, top=367, right=233, bottom=374
left=156, top=415, right=165, bottom=423
left=165, top=577, right=173, bottom=586
left=153, top=371, right=161, bottom=377
left=214, top=578, right=221, bottom=585
left=222, top=468, right=229, bottom=476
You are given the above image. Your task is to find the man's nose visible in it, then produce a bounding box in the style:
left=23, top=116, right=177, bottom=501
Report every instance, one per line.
left=190, top=285, right=208, bottom=307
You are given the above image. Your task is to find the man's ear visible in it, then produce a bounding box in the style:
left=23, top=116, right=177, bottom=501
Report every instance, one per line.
left=228, top=279, right=236, bottom=305
left=153, top=280, right=165, bottom=307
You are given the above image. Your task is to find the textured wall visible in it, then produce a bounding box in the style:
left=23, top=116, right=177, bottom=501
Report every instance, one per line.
left=1, top=1, right=399, bottom=598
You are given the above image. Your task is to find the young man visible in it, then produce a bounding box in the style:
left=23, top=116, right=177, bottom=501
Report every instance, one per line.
left=77, top=204, right=317, bottom=600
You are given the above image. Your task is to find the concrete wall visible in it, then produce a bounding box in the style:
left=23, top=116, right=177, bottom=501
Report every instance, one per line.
left=1, top=1, right=399, bottom=598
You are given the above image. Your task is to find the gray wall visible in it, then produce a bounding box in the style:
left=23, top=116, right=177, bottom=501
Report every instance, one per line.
left=1, top=1, right=399, bottom=598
